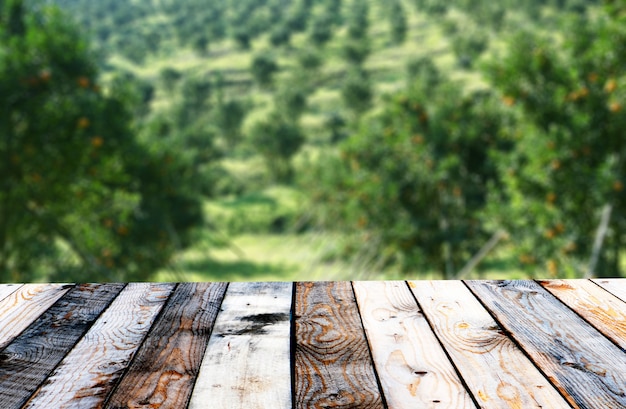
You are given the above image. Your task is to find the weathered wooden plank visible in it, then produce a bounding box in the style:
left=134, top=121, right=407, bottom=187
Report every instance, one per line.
left=0, top=283, right=125, bottom=409
left=0, top=284, right=71, bottom=350
left=408, top=280, right=570, bottom=409
left=0, top=284, right=21, bottom=303
left=466, top=280, right=626, bottom=409
left=353, top=281, right=476, bottom=409
left=294, top=281, right=384, bottom=409
left=189, top=282, right=292, bottom=409
left=592, top=278, right=626, bottom=303
left=23, top=283, right=175, bottom=409
left=104, top=282, right=228, bottom=409
left=539, top=279, right=626, bottom=350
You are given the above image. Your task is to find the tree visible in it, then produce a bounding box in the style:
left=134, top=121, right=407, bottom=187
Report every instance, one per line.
left=248, top=112, right=305, bottom=182
left=341, top=38, right=371, bottom=66
left=341, top=68, right=373, bottom=117
left=250, top=52, right=279, bottom=88
left=308, top=80, right=512, bottom=276
left=309, top=15, right=333, bottom=47
left=0, top=0, right=205, bottom=281
left=389, top=0, right=408, bottom=44
left=159, top=67, right=182, bottom=92
left=213, top=99, right=247, bottom=149
left=486, top=5, right=626, bottom=277
left=269, top=24, right=291, bottom=47
left=452, top=28, right=489, bottom=69
left=347, top=0, right=369, bottom=40
left=275, top=82, right=309, bottom=120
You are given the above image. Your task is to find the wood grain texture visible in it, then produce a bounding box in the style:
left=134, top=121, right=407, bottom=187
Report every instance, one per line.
left=23, top=283, right=175, bottom=409
left=104, top=282, right=228, bottom=409
left=189, top=282, right=292, bottom=409
left=0, top=283, right=125, bottom=409
left=466, top=280, right=626, bottom=409
left=294, top=281, right=383, bottom=409
left=409, top=280, right=570, bottom=409
left=353, top=281, right=476, bottom=409
left=0, top=284, right=21, bottom=303
left=592, top=278, right=626, bottom=303
left=0, top=284, right=71, bottom=350
left=539, top=279, right=626, bottom=350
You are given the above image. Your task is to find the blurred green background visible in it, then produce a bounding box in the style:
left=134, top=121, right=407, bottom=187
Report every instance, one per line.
left=1, top=0, right=625, bottom=282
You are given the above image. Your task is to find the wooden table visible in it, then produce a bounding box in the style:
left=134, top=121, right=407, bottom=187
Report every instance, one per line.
left=0, top=279, right=624, bottom=408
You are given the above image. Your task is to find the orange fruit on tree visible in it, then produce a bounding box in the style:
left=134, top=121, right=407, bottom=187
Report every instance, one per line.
left=77, top=76, right=90, bottom=88
left=77, top=117, right=90, bottom=129
left=503, top=96, right=515, bottom=106
left=39, top=70, right=51, bottom=83
left=91, top=136, right=104, bottom=148
left=613, top=180, right=624, bottom=192
left=547, top=259, right=558, bottom=276
left=605, top=78, right=617, bottom=93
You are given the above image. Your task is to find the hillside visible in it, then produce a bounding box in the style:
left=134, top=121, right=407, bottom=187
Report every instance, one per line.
left=27, top=0, right=620, bottom=281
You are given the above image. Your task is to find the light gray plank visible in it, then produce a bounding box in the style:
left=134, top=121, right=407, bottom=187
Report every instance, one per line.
left=592, top=278, right=626, bottom=302
left=189, top=282, right=292, bottom=409
left=0, top=284, right=70, bottom=350
left=353, top=281, right=476, bottom=409
left=539, top=279, right=626, bottom=350
left=0, top=284, right=21, bottom=303
left=409, top=280, right=571, bottom=409
left=467, top=280, right=626, bottom=409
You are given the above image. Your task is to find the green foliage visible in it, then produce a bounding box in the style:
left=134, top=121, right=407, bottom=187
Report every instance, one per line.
left=159, top=67, right=182, bottom=92
left=389, top=0, right=408, bottom=44
left=309, top=14, right=333, bottom=47
left=346, top=0, right=369, bottom=40
left=248, top=112, right=305, bottom=182
left=309, top=79, right=513, bottom=276
left=250, top=52, right=279, bottom=88
left=269, top=24, right=291, bottom=47
left=452, top=28, right=489, bottom=69
left=275, top=82, right=309, bottom=120
left=341, top=38, right=371, bottom=66
left=0, top=1, right=205, bottom=281
left=486, top=6, right=626, bottom=277
left=213, top=98, right=248, bottom=149
left=341, top=68, right=373, bottom=117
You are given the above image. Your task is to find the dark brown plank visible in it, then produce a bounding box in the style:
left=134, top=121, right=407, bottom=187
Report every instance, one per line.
left=466, top=280, right=626, bottom=409
left=294, top=281, right=384, bottom=409
left=104, top=282, right=228, bottom=409
left=0, top=283, right=125, bottom=409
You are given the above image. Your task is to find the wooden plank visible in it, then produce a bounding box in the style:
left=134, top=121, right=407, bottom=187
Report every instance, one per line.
left=104, top=282, right=228, bottom=409
left=592, top=278, right=626, bottom=303
left=0, top=284, right=22, bottom=303
left=188, top=282, right=292, bottom=409
left=353, top=281, right=476, bottom=409
left=0, top=284, right=71, bottom=350
left=408, top=280, right=571, bottom=409
left=23, top=283, right=175, bottom=409
left=294, top=281, right=384, bottom=409
left=466, top=280, right=626, bottom=409
left=0, top=283, right=125, bottom=409
left=539, top=279, right=626, bottom=350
